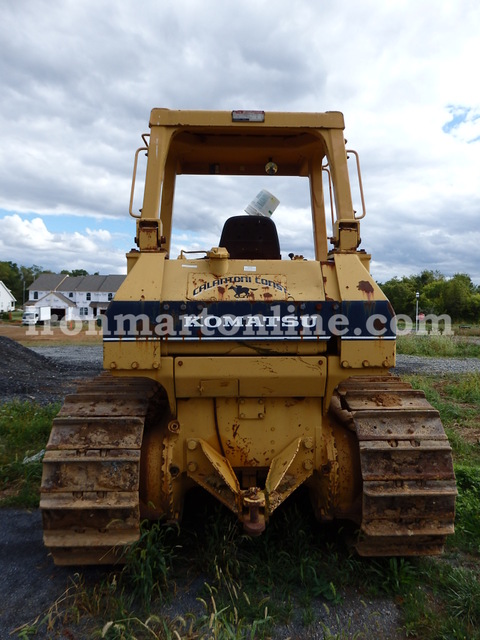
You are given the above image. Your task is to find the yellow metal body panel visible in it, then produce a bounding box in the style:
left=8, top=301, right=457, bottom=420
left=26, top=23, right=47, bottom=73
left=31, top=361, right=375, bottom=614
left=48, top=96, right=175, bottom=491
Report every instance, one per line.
left=149, top=109, right=345, bottom=129
left=144, top=393, right=353, bottom=526
left=174, top=356, right=326, bottom=398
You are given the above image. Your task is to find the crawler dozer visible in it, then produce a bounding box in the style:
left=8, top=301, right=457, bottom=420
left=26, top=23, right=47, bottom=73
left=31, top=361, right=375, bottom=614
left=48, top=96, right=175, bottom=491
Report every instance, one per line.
left=41, top=109, right=456, bottom=565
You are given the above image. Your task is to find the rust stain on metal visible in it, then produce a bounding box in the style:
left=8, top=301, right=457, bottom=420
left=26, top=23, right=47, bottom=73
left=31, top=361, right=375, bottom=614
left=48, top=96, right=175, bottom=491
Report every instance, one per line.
left=357, top=280, right=374, bottom=297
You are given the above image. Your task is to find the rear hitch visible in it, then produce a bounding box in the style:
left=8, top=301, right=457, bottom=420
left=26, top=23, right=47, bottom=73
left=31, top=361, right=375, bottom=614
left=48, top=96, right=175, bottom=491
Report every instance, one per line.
left=242, top=488, right=265, bottom=536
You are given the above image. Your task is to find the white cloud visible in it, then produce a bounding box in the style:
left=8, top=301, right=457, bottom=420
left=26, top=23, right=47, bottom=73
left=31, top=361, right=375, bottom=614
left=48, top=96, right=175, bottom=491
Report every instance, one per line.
left=0, top=214, right=126, bottom=274
left=0, top=0, right=479, bottom=283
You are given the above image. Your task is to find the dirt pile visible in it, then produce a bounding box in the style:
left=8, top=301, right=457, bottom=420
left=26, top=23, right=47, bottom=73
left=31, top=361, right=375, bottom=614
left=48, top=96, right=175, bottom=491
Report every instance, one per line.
left=0, top=337, right=100, bottom=404
left=0, top=336, right=58, bottom=372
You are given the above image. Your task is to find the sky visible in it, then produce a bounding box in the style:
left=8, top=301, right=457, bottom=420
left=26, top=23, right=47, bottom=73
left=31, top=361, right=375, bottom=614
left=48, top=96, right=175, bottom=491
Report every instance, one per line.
left=1, top=0, right=479, bottom=284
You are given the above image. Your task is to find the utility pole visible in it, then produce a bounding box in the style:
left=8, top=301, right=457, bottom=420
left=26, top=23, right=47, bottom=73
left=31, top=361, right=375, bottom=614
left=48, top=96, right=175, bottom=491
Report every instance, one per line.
left=415, top=291, right=419, bottom=333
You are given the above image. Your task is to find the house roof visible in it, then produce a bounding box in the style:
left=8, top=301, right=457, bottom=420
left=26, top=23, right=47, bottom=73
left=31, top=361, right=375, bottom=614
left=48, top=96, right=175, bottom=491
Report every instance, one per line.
left=98, top=275, right=125, bottom=292
left=0, top=281, right=16, bottom=301
left=71, top=275, right=110, bottom=292
left=27, top=273, right=67, bottom=291
left=30, top=273, right=126, bottom=294
left=0, top=280, right=17, bottom=302
left=56, top=276, right=86, bottom=292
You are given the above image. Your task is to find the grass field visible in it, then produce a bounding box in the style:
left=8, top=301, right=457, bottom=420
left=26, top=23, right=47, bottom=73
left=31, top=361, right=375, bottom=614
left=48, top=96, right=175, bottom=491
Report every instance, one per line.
left=397, top=333, right=480, bottom=358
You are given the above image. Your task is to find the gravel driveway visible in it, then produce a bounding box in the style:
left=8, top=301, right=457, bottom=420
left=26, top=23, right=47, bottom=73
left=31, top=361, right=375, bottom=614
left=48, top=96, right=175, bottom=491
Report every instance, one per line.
left=2, top=341, right=480, bottom=638
left=394, top=353, right=480, bottom=375
left=29, top=344, right=103, bottom=366
left=28, top=345, right=480, bottom=376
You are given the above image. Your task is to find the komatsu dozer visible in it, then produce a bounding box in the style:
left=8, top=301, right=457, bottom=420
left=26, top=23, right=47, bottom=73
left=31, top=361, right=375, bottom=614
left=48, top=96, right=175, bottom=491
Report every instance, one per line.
left=41, top=109, right=457, bottom=565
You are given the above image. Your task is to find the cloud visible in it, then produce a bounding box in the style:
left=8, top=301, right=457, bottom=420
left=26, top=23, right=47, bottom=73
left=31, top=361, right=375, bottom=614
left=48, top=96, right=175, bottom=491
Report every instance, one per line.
left=0, top=0, right=479, bottom=284
left=0, top=214, right=127, bottom=274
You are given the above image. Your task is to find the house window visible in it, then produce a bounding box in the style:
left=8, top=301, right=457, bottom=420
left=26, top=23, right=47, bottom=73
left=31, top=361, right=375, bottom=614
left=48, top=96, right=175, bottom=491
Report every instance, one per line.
left=79, top=307, right=89, bottom=317
left=86, top=293, right=91, bottom=301
left=33, top=292, right=38, bottom=300
left=108, top=293, right=113, bottom=301
left=69, top=292, right=73, bottom=298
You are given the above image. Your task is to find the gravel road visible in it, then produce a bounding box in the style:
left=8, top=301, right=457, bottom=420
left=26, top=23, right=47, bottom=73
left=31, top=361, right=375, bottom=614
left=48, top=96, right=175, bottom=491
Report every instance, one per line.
left=2, top=341, right=480, bottom=638
left=29, top=344, right=104, bottom=365
left=29, top=344, right=480, bottom=376
left=394, top=353, right=480, bottom=375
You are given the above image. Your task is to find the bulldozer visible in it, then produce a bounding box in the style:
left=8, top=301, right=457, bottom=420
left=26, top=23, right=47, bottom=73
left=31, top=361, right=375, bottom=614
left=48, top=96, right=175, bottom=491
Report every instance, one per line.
left=40, top=109, right=456, bottom=565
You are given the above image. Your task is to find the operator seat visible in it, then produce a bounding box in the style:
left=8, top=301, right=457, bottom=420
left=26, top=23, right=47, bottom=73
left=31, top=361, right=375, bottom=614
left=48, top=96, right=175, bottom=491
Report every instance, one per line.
left=219, top=215, right=281, bottom=260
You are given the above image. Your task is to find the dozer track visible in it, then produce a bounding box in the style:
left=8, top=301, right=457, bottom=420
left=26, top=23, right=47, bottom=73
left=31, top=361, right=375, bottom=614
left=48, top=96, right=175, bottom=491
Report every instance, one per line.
left=40, top=373, right=163, bottom=565
left=334, top=375, right=457, bottom=556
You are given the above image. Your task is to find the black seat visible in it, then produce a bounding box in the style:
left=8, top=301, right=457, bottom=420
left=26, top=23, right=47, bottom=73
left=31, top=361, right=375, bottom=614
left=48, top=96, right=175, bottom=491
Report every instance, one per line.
left=219, top=215, right=281, bottom=259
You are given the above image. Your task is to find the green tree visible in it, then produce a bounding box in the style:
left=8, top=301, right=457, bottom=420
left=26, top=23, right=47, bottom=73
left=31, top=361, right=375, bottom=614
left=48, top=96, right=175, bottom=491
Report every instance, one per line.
left=381, top=271, right=479, bottom=324
left=380, top=277, right=417, bottom=316
left=442, top=273, right=476, bottom=322
left=60, top=269, right=89, bottom=277
left=0, top=262, right=46, bottom=306
left=0, top=261, right=22, bottom=305
left=421, top=279, right=446, bottom=315
left=411, top=269, right=444, bottom=290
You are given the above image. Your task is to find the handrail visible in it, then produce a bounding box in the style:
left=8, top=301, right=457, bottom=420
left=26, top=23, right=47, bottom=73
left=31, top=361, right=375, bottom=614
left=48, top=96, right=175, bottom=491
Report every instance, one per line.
left=322, top=162, right=335, bottom=234
left=346, top=149, right=366, bottom=220
left=179, top=249, right=208, bottom=259
left=129, top=145, right=148, bottom=219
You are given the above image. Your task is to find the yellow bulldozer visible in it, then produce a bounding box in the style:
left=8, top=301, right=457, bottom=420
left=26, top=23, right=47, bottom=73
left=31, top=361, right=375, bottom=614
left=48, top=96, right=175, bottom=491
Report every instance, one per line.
left=41, top=109, right=456, bottom=565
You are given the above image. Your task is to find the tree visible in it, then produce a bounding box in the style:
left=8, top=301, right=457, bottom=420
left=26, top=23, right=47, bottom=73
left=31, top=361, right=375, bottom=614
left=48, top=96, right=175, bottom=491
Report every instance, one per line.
left=442, top=273, right=476, bottom=322
left=380, top=271, right=479, bottom=324
left=60, top=269, right=89, bottom=277
left=0, top=262, right=24, bottom=305
left=422, top=279, right=446, bottom=315
left=379, top=277, right=417, bottom=316
left=411, top=270, right=444, bottom=290
left=0, top=262, right=46, bottom=306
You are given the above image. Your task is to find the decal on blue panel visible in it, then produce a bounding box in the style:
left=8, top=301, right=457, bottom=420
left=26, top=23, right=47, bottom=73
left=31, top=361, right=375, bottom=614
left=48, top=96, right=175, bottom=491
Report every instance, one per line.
left=103, top=300, right=396, bottom=342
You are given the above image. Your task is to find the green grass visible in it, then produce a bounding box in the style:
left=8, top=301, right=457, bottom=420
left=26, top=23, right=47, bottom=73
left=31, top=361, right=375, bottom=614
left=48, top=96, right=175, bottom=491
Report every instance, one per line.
left=403, top=373, right=480, bottom=465
left=397, top=334, right=480, bottom=357
left=20, top=500, right=480, bottom=639
left=456, top=325, right=480, bottom=337
left=444, top=372, right=480, bottom=404
left=5, top=369, right=480, bottom=639
left=0, top=310, right=23, bottom=322
left=0, top=401, right=59, bottom=507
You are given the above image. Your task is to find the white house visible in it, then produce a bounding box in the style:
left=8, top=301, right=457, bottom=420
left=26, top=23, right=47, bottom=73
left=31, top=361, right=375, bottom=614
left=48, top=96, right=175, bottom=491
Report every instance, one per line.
left=25, top=273, right=125, bottom=321
left=0, top=281, right=16, bottom=313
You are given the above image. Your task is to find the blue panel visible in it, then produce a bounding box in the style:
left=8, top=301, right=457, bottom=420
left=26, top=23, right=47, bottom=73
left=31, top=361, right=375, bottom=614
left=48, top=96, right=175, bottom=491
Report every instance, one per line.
left=104, top=299, right=395, bottom=342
